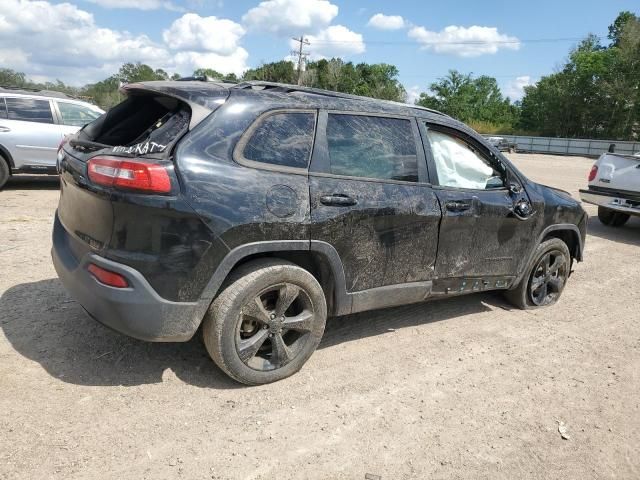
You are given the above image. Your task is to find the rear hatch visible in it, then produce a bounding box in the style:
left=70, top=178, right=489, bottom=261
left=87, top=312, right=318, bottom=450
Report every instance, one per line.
left=57, top=80, right=229, bottom=256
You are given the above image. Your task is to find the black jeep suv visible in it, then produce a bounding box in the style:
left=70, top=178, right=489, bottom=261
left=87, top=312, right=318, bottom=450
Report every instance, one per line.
left=52, top=80, right=587, bottom=385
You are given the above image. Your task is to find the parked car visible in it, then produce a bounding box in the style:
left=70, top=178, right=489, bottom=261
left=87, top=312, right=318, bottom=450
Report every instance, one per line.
left=52, top=80, right=587, bottom=385
left=0, top=87, right=105, bottom=189
left=580, top=151, right=640, bottom=226
left=486, top=136, right=516, bottom=153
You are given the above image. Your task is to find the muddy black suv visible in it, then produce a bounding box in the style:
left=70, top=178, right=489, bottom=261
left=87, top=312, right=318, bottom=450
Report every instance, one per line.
left=52, top=80, right=587, bottom=385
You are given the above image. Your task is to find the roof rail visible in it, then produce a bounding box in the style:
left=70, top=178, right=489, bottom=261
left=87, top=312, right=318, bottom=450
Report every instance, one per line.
left=0, top=85, right=75, bottom=99
left=233, top=81, right=447, bottom=117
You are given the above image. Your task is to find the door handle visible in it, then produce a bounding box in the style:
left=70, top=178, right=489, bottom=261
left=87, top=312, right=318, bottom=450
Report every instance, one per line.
left=445, top=200, right=472, bottom=212
left=320, top=194, right=357, bottom=207
left=0, top=126, right=10, bottom=133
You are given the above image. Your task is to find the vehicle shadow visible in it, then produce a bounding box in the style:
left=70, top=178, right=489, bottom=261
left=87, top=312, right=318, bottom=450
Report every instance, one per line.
left=0, top=278, right=504, bottom=388
left=4, top=175, right=60, bottom=190
left=586, top=215, right=640, bottom=247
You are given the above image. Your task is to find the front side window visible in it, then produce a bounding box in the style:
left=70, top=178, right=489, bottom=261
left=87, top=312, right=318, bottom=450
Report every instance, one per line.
left=5, top=97, right=53, bottom=124
left=57, top=102, right=102, bottom=127
left=242, top=111, right=316, bottom=169
left=326, top=114, right=418, bottom=182
left=426, top=128, right=504, bottom=190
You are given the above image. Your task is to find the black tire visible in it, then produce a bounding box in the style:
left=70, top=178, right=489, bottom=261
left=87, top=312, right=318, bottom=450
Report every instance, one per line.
left=203, top=259, right=327, bottom=385
left=598, top=206, right=629, bottom=227
left=504, top=238, right=571, bottom=310
left=0, top=157, right=9, bottom=190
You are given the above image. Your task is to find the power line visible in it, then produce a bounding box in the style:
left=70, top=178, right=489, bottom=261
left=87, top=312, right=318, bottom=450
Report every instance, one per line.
left=291, top=35, right=310, bottom=86
left=309, top=35, right=609, bottom=46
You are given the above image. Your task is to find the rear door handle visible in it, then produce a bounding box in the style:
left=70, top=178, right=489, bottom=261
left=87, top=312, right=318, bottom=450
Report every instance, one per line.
left=320, top=194, right=357, bottom=207
left=0, top=126, right=10, bottom=133
left=445, top=200, right=472, bottom=212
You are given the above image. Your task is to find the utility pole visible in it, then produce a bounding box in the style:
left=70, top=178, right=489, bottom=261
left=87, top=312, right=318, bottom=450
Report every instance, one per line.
left=291, top=35, right=310, bottom=85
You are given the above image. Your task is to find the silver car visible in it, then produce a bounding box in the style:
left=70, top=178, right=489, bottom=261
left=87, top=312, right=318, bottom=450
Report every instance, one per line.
left=0, top=88, right=104, bottom=189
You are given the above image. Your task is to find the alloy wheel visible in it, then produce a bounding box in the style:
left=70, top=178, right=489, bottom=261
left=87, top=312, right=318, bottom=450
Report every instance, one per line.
left=235, top=283, right=316, bottom=371
left=528, top=250, right=568, bottom=306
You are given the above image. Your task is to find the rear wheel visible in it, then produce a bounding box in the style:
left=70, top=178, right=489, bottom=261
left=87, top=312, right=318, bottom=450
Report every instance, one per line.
left=598, top=206, right=629, bottom=227
left=0, top=158, right=9, bottom=190
left=505, top=238, right=571, bottom=309
left=203, top=259, right=327, bottom=385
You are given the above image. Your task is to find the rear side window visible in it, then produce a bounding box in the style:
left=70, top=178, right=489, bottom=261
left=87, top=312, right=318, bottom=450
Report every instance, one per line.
left=241, top=111, right=316, bottom=169
left=326, top=114, right=418, bottom=182
left=6, top=97, right=53, bottom=124
left=57, top=101, right=102, bottom=126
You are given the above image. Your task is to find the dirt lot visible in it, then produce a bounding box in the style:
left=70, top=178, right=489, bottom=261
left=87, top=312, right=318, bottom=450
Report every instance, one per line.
left=1, top=153, right=639, bottom=480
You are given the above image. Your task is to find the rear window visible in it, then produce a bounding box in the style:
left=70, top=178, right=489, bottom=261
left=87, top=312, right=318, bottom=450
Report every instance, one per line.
left=79, top=95, right=191, bottom=157
left=326, top=114, right=418, bottom=182
left=241, top=111, right=316, bottom=169
left=6, top=97, right=53, bottom=124
left=57, top=101, right=102, bottom=127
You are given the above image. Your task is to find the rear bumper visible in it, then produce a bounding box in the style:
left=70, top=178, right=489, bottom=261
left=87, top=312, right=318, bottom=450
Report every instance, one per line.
left=51, top=213, right=201, bottom=342
left=579, top=188, right=640, bottom=216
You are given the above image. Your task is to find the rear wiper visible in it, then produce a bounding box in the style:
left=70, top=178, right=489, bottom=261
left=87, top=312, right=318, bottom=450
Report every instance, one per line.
left=69, top=139, right=111, bottom=150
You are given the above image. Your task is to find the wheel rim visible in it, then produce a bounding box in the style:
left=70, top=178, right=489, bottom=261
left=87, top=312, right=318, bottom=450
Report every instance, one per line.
left=235, top=283, right=315, bottom=371
left=528, top=250, right=568, bottom=306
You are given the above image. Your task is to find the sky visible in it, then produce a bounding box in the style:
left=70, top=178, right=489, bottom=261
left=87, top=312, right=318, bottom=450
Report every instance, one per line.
left=0, top=0, right=637, bottom=101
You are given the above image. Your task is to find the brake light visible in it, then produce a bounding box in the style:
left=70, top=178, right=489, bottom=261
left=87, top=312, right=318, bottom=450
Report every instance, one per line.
left=88, top=263, right=129, bottom=288
left=588, top=165, right=598, bottom=182
left=87, top=156, right=171, bottom=193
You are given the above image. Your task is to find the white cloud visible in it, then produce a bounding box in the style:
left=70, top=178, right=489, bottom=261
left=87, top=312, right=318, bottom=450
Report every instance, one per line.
left=243, top=0, right=338, bottom=36
left=87, top=0, right=183, bottom=11
left=163, top=14, right=245, bottom=55
left=173, top=49, right=249, bottom=75
left=367, top=13, right=405, bottom=31
left=405, top=85, right=421, bottom=104
left=504, top=75, right=534, bottom=100
left=408, top=25, right=520, bottom=57
left=0, top=1, right=249, bottom=84
left=300, top=25, right=365, bottom=59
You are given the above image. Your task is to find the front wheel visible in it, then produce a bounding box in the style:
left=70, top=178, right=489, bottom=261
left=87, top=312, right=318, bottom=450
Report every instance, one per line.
left=504, top=238, right=571, bottom=309
left=0, top=159, right=9, bottom=190
left=598, top=206, right=629, bottom=227
left=203, top=259, right=327, bottom=385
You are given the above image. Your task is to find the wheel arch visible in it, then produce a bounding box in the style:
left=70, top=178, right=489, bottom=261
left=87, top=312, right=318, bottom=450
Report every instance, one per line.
left=541, top=224, right=583, bottom=262
left=0, top=144, right=14, bottom=170
left=196, top=240, right=350, bottom=319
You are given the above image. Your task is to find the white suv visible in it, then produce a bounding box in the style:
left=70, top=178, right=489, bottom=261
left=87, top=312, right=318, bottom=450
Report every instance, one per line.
left=0, top=87, right=104, bottom=189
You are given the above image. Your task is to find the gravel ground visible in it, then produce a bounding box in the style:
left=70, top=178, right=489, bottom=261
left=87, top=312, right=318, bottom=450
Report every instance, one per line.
left=1, top=153, right=639, bottom=480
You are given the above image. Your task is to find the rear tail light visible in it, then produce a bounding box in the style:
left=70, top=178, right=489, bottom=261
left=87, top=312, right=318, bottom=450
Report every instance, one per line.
left=588, top=165, right=598, bottom=182
left=87, top=156, right=171, bottom=193
left=88, top=263, right=129, bottom=288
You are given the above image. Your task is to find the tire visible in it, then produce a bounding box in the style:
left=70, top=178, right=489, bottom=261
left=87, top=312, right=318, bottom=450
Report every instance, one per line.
left=203, top=259, right=327, bottom=385
left=598, top=206, right=629, bottom=227
left=504, top=238, right=571, bottom=310
left=0, top=157, right=9, bottom=190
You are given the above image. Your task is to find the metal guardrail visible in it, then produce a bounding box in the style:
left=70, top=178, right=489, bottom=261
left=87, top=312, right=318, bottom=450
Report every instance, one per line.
left=484, top=135, right=640, bottom=157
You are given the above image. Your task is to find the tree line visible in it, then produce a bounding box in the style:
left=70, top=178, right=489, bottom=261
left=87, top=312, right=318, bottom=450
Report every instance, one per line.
left=1, top=11, right=637, bottom=140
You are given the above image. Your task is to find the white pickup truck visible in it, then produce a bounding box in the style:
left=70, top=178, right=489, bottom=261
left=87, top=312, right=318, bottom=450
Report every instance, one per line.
left=580, top=152, right=640, bottom=226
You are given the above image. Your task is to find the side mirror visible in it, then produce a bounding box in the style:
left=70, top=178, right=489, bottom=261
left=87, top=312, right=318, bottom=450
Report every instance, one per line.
left=509, top=182, right=522, bottom=194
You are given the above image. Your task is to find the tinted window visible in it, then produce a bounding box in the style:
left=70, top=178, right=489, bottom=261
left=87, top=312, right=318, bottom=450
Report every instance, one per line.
left=6, top=97, right=53, bottom=124
left=0, top=99, right=7, bottom=119
left=327, top=114, right=418, bottom=182
left=57, top=102, right=101, bottom=127
left=243, top=112, right=316, bottom=169
left=426, top=128, right=503, bottom=190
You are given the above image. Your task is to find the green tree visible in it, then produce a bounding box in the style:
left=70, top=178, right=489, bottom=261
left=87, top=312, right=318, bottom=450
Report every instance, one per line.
left=520, top=12, right=640, bottom=139
left=417, top=70, right=518, bottom=128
